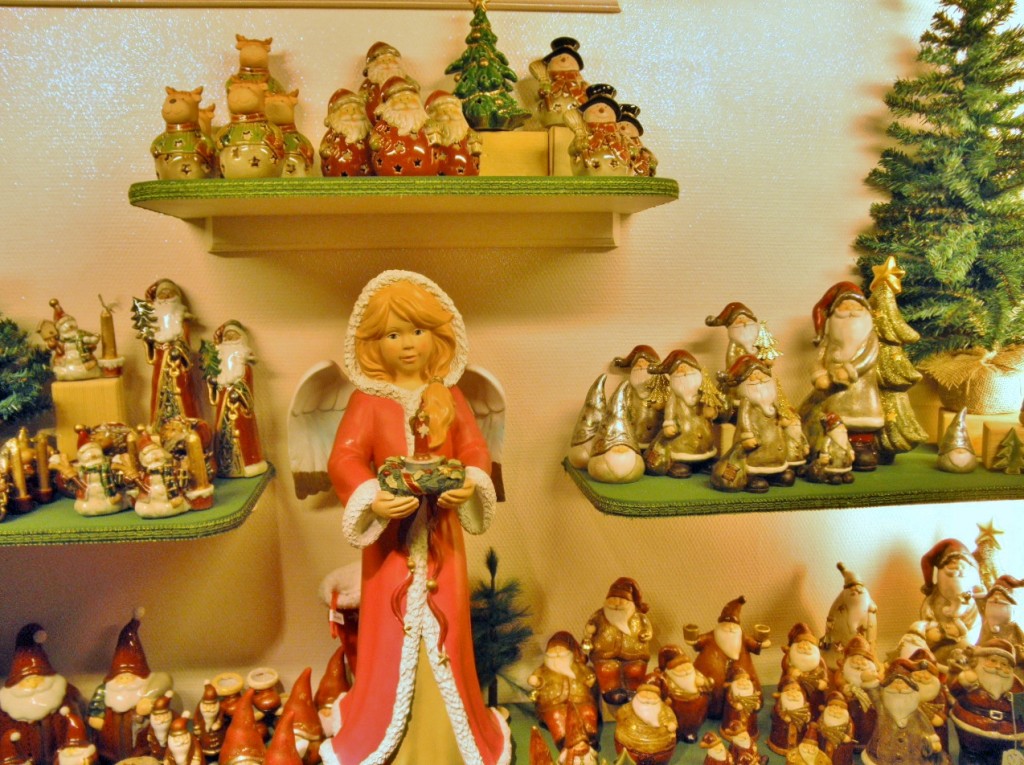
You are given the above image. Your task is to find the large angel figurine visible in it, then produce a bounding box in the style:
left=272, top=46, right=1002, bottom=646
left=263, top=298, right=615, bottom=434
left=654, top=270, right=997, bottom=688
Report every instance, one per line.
left=288, top=271, right=509, bottom=765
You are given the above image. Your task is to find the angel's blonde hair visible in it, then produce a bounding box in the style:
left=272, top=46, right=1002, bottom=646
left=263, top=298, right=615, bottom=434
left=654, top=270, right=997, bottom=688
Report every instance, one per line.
left=355, top=279, right=457, bottom=447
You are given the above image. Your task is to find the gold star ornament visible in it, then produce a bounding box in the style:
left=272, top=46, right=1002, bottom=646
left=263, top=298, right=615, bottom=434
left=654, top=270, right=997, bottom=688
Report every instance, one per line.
left=870, top=256, right=907, bottom=294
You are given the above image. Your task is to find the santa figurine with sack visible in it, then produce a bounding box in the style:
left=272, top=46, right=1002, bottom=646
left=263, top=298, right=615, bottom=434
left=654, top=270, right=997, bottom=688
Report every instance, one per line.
left=919, top=538, right=984, bottom=665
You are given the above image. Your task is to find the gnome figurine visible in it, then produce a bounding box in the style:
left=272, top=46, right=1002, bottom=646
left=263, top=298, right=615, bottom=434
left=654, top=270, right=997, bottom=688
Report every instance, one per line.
left=613, top=684, right=678, bottom=765
left=568, top=374, right=608, bottom=470
left=586, top=381, right=645, bottom=484
left=583, top=577, right=653, bottom=705
left=821, top=562, right=878, bottom=656
left=192, top=681, right=224, bottom=762
left=700, top=731, right=734, bottom=765
left=705, top=303, right=760, bottom=372
left=219, top=689, right=265, bottom=765
left=0, top=731, right=30, bottom=765
left=280, top=669, right=323, bottom=765
left=163, top=712, right=203, bottom=765
left=919, top=538, right=984, bottom=664
left=937, top=408, right=978, bottom=473
left=645, top=646, right=712, bottom=743
left=265, top=710, right=301, bottom=765
left=56, top=705, right=98, bottom=765
left=611, top=345, right=668, bottom=452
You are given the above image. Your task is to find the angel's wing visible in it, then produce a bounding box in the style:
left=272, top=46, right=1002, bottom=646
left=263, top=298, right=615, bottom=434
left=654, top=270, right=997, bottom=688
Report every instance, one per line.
left=288, top=359, right=354, bottom=500
left=458, top=364, right=507, bottom=501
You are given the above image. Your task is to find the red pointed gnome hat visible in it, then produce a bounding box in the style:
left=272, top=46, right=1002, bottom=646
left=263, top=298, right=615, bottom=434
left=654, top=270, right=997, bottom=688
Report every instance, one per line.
left=105, top=610, right=150, bottom=681
left=60, top=705, right=91, bottom=748
left=650, top=349, right=700, bottom=377
left=220, top=689, right=266, bottom=765
left=282, top=667, right=323, bottom=739
left=605, top=576, right=648, bottom=613
left=0, top=730, right=27, bottom=765
left=5, top=623, right=56, bottom=687
left=919, top=538, right=974, bottom=596
left=264, top=710, right=301, bottom=765
left=718, top=595, right=746, bottom=625
left=528, top=726, right=555, bottom=765
left=705, top=301, right=756, bottom=328
left=811, top=282, right=867, bottom=345
left=723, top=355, right=771, bottom=388
left=611, top=344, right=660, bottom=369
left=314, top=646, right=350, bottom=709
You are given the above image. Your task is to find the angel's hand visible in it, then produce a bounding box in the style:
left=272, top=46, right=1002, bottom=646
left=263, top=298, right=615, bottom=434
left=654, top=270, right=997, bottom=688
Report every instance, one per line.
left=371, top=491, right=419, bottom=519
left=438, top=479, right=476, bottom=511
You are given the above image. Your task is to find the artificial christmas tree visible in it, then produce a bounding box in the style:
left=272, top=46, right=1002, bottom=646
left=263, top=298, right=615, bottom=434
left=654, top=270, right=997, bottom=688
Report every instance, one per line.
left=856, top=0, right=1024, bottom=414
left=0, top=312, right=51, bottom=434
left=444, top=0, right=530, bottom=131
left=868, top=256, right=928, bottom=462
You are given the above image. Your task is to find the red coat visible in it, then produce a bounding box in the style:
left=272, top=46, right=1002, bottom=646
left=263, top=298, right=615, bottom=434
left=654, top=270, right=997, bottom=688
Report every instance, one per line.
left=323, top=387, right=508, bottom=765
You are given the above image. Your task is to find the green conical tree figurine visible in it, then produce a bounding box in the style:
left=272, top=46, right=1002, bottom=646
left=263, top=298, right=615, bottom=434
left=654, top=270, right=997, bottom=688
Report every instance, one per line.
left=856, top=0, right=1024, bottom=368
left=445, top=0, right=530, bottom=131
left=868, top=256, right=929, bottom=461
left=470, top=547, right=532, bottom=707
left=992, top=428, right=1024, bottom=474
left=0, top=312, right=52, bottom=430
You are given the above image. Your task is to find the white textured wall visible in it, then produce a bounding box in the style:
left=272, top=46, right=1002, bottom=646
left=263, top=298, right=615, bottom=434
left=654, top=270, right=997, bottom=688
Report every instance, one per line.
left=0, top=0, right=1021, bottom=706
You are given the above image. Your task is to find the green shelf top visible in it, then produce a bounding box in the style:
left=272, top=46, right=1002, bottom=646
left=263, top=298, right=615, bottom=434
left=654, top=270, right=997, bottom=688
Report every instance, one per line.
left=0, top=466, right=274, bottom=546
left=564, top=447, right=1024, bottom=517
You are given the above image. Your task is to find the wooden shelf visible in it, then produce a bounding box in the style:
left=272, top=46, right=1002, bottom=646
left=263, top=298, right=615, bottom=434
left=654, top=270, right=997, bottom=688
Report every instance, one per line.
left=127, top=176, right=679, bottom=252
left=0, top=466, right=274, bottom=546
left=563, top=447, right=1024, bottom=517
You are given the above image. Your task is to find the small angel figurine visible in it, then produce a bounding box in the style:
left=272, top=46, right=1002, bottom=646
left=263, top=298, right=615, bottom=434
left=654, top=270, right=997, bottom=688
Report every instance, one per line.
left=287, top=271, right=508, bottom=765
left=200, top=321, right=268, bottom=478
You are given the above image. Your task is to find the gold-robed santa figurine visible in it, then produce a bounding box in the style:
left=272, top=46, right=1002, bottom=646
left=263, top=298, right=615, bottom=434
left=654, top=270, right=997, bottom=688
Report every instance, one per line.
left=583, top=577, right=653, bottom=706
left=527, top=632, right=598, bottom=750
left=320, top=271, right=508, bottom=765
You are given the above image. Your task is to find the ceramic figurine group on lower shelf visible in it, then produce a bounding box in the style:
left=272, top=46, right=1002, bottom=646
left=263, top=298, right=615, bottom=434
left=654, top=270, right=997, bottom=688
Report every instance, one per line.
left=526, top=523, right=1024, bottom=765
left=150, top=26, right=659, bottom=181
left=569, top=259, right=1024, bottom=491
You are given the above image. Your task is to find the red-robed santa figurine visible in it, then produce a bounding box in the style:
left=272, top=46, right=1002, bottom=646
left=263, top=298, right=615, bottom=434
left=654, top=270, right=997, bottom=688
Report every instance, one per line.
left=320, top=271, right=508, bottom=765
left=369, top=77, right=437, bottom=176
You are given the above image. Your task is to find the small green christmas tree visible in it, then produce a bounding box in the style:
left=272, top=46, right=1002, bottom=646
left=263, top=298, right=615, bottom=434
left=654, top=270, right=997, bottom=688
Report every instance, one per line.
left=470, top=547, right=532, bottom=707
left=0, top=312, right=52, bottom=428
left=444, top=0, right=530, bottom=131
left=855, top=0, right=1024, bottom=362
left=992, top=428, right=1024, bottom=474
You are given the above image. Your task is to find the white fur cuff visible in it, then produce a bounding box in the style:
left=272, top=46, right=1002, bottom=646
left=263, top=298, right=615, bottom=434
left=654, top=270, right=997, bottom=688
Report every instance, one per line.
left=459, top=466, right=496, bottom=536
left=342, top=479, right=389, bottom=548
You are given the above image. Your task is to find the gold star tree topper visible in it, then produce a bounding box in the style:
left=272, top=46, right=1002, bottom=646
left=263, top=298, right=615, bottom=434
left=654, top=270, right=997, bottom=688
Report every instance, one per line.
left=870, top=256, right=907, bottom=294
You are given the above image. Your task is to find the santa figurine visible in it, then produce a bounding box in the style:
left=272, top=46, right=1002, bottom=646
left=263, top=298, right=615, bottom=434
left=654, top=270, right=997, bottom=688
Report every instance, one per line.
left=799, top=282, right=884, bottom=471
left=201, top=320, right=268, bottom=478
left=803, top=411, right=855, bottom=485
left=643, top=350, right=719, bottom=479
left=919, top=538, right=984, bottom=665
left=975, top=575, right=1024, bottom=667
left=567, top=374, right=607, bottom=470
left=831, top=635, right=880, bottom=753
left=723, top=723, right=768, bottom=765
left=132, top=690, right=174, bottom=760
left=908, top=651, right=951, bottom=755
left=720, top=668, right=762, bottom=742
left=530, top=37, right=589, bottom=127
left=613, top=684, right=677, bottom=765
left=611, top=345, right=667, bottom=453
left=785, top=724, right=831, bottom=765
left=164, top=712, right=203, bottom=765
left=279, top=668, right=324, bottom=765
left=192, top=681, right=224, bottom=762
left=949, top=638, right=1024, bottom=765
left=424, top=90, right=481, bottom=176
left=700, top=731, right=734, bottom=765
left=566, top=84, right=632, bottom=177
left=0, top=623, right=84, bottom=765
left=767, top=674, right=812, bottom=756
left=711, top=356, right=797, bottom=493
left=705, top=302, right=760, bottom=373
left=861, top=658, right=947, bottom=765
left=87, top=610, right=173, bottom=765
left=56, top=705, right=97, bottom=765
left=369, top=77, right=437, bottom=176
left=583, top=577, right=652, bottom=705
left=644, top=645, right=712, bottom=743
left=319, top=90, right=372, bottom=177
left=779, top=623, right=830, bottom=716
left=617, top=104, right=657, bottom=178
left=585, top=381, right=645, bottom=484
left=821, top=562, right=878, bottom=656
left=815, top=693, right=854, bottom=765
left=219, top=689, right=265, bottom=765
left=527, top=632, right=598, bottom=749
left=358, top=42, right=416, bottom=124
left=39, top=299, right=100, bottom=381
left=686, top=595, right=770, bottom=720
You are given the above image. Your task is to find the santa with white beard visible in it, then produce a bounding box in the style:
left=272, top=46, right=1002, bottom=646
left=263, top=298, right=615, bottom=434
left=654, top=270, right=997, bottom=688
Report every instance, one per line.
left=779, top=623, right=830, bottom=715
left=815, top=693, right=854, bottom=765
left=975, top=575, right=1024, bottom=671
left=133, top=691, right=174, bottom=759
left=949, top=639, right=1024, bottom=765
left=643, top=349, right=719, bottom=479
left=424, top=91, right=481, bottom=176
left=767, top=675, right=811, bottom=756
left=138, top=278, right=200, bottom=429
left=801, top=282, right=884, bottom=471
left=527, top=632, right=598, bottom=749
left=57, top=705, right=97, bottom=765
left=611, top=345, right=667, bottom=452
left=688, top=596, right=770, bottom=720
left=723, top=723, right=767, bottom=765
left=862, top=659, right=947, bottom=765
left=369, top=77, right=437, bottom=176
left=784, top=724, right=831, bottom=765
left=613, top=685, right=677, bottom=765
left=711, top=355, right=796, bottom=492
left=705, top=303, right=760, bottom=372
left=700, top=731, right=733, bottom=765
left=163, top=713, right=202, bottom=765
left=822, top=562, right=878, bottom=656
left=645, top=645, right=712, bottom=743
left=831, top=635, right=880, bottom=753
left=919, top=538, right=983, bottom=664
left=0, top=624, right=83, bottom=765
left=583, top=577, right=653, bottom=705
left=908, top=650, right=951, bottom=754
left=192, top=682, right=224, bottom=762
left=721, top=668, right=762, bottom=742
left=359, top=42, right=417, bottom=123
left=319, top=89, right=372, bottom=178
